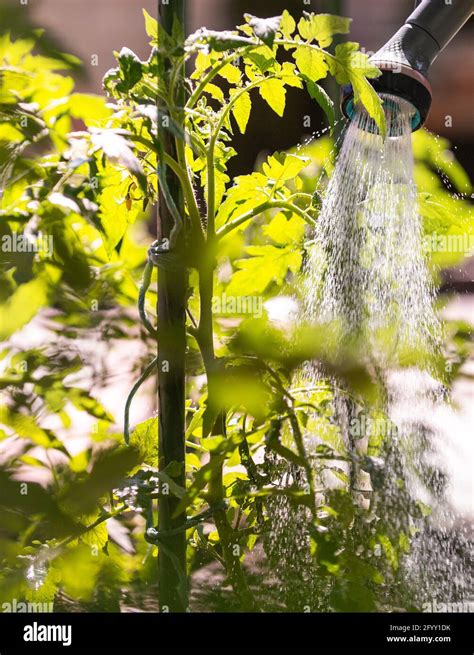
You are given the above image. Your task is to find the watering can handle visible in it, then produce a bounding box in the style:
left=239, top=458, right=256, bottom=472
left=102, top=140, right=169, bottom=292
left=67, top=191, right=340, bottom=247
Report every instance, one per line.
left=407, top=0, right=474, bottom=53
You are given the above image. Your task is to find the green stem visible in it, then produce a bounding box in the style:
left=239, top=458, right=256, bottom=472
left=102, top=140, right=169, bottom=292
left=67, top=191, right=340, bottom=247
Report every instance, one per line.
left=174, top=133, right=204, bottom=235
left=194, top=256, right=256, bottom=609
left=206, top=150, right=216, bottom=239
left=287, top=407, right=317, bottom=518
left=64, top=506, right=127, bottom=548
left=216, top=199, right=315, bottom=238
left=207, top=76, right=277, bottom=237
left=212, top=75, right=278, bottom=145
left=124, top=357, right=158, bottom=444
left=274, top=38, right=339, bottom=62
left=138, top=261, right=157, bottom=338
left=185, top=47, right=253, bottom=111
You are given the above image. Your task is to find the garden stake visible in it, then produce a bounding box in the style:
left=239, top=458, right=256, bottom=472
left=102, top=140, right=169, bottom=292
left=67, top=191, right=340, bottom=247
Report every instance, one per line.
left=157, top=0, right=188, bottom=613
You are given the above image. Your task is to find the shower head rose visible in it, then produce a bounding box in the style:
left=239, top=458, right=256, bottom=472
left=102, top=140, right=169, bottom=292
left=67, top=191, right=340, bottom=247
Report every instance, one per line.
left=341, top=0, right=474, bottom=134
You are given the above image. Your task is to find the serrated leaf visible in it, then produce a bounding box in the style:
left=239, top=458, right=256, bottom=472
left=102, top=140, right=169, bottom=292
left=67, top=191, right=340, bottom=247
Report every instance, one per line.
left=191, top=51, right=213, bottom=79
left=280, top=61, right=303, bottom=88
left=130, top=417, right=158, bottom=467
left=305, top=78, right=335, bottom=130
left=259, top=78, right=286, bottom=116
left=227, top=244, right=302, bottom=295
left=187, top=28, right=253, bottom=53
left=298, top=13, right=351, bottom=47
left=280, top=10, right=296, bottom=38
left=245, top=14, right=281, bottom=47
left=293, top=46, right=328, bottom=81
left=143, top=9, right=157, bottom=40
left=205, top=83, right=224, bottom=102
left=219, top=63, right=242, bottom=84
left=216, top=172, right=269, bottom=229
left=262, top=152, right=310, bottom=183
left=263, top=212, right=306, bottom=245
left=231, top=90, right=251, bottom=134
left=80, top=515, right=108, bottom=549
left=245, top=50, right=275, bottom=74
left=90, top=128, right=145, bottom=182
left=116, top=47, right=143, bottom=92
left=328, top=42, right=385, bottom=137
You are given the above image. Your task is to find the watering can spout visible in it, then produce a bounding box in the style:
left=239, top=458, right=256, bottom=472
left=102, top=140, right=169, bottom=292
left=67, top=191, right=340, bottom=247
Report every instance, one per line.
left=341, top=0, right=474, bottom=132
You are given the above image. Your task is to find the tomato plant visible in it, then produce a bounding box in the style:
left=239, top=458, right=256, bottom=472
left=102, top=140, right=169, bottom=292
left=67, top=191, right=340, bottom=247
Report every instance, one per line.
left=0, top=7, right=472, bottom=613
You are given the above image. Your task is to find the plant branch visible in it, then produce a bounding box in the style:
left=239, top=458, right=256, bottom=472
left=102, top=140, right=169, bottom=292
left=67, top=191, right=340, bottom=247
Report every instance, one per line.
left=216, top=199, right=315, bottom=238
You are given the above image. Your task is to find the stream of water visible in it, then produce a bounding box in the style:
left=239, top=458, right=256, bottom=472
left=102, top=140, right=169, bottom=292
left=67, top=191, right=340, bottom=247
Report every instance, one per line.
left=303, top=94, right=441, bottom=361
left=265, top=96, right=471, bottom=611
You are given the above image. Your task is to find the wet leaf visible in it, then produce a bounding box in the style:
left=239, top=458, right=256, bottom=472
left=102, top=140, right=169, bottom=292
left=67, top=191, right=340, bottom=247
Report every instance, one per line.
left=245, top=14, right=281, bottom=47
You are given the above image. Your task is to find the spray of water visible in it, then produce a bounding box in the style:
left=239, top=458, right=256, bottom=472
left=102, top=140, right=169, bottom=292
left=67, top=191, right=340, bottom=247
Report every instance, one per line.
left=264, top=96, right=471, bottom=610
left=303, top=94, right=440, bottom=362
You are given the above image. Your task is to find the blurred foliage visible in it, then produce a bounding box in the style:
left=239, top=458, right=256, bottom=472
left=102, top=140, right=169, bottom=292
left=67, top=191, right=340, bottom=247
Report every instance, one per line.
left=0, top=9, right=472, bottom=612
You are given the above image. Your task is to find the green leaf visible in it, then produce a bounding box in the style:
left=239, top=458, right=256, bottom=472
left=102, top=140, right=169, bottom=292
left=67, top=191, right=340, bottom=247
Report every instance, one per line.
left=90, top=128, right=145, bottom=184
left=231, top=89, right=252, bottom=134
left=69, top=93, right=112, bottom=124
left=69, top=388, right=114, bottom=422
left=279, top=10, right=296, bottom=39
left=0, top=407, right=53, bottom=447
left=205, top=83, right=224, bottom=102
left=263, top=212, right=305, bottom=245
left=130, top=417, right=158, bottom=467
left=298, top=13, right=351, bottom=47
left=259, top=78, right=286, bottom=116
left=219, top=63, right=242, bottom=84
left=0, top=268, right=59, bottom=340
left=262, top=152, right=310, bottom=183
left=188, top=28, right=252, bottom=53
left=216, top=172, right=269, bottom=229
left=80, top=513, right=108, bottom=549
left=245, top=50, right=276, bottom=74
left=143, top=9, right=157, bottom=40
left=378, top=534, right=398, bottom=570
left=227, top=244, right=302, bottom=295
left=293, top=46, right=328, bottom=81
left=98, top=169, right=141, bottom=253
left=413, top=130, right=472, bottom=194
left=328, top=42, right=381, bottom=84
left=280, top=61, right=303, bottom=88
left=328, top=42, right=385, bottom=137
left=352, top=75, right=386, bottom=138
left=305, top=78, right=335, bottom=130
left=244, top=14, right=281, bottom=47
left=116, top=47, right=143, bottom=92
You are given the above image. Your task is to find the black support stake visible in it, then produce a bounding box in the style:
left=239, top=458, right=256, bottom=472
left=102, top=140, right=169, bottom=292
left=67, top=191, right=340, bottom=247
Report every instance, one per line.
left=157, top=0, right=188, bottom=612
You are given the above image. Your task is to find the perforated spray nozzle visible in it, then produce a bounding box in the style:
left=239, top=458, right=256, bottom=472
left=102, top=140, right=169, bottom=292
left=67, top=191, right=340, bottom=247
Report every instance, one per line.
left=341, top=0, right=474, bottom=133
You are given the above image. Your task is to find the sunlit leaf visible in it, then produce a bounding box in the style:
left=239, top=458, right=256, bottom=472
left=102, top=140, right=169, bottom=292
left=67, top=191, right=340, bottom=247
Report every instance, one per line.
left=231, top=89, right=251, bottom=134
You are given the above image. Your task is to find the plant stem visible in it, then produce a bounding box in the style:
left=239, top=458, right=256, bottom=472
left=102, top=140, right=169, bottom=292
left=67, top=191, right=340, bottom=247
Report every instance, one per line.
left=216, top=199, right=315, bottom=238
left=185, top=47, right=253, bottom=111
left=195, top=254, right=257, bottom=610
